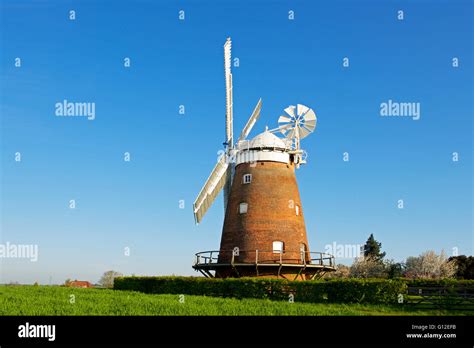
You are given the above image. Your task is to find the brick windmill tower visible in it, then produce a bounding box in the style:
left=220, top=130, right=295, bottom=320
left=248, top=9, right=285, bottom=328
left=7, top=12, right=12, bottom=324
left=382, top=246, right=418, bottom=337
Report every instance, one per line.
left=193, top=38, right=335, bottom=280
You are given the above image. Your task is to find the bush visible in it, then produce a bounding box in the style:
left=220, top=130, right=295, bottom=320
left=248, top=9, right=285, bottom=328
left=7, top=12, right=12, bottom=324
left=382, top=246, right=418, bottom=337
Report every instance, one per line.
left=114, top=276, right=407, bottom=304
left=114, top=277, right=286, bottom=300
left=323, top=279, right=406, bottom=304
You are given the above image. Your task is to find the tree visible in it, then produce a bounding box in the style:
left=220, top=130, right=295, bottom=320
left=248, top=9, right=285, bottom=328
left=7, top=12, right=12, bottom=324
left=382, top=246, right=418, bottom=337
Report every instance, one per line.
left=405, top=250, right=457, bottom=279
left=99, top=271, right=123, bottom=288
left=386, top=261, right=405, bottom=279
left=448, top=255, right=474, bottom=279
left=363, top=234, right=386, bottom=261
left=350, top=257, right=387, bottom=278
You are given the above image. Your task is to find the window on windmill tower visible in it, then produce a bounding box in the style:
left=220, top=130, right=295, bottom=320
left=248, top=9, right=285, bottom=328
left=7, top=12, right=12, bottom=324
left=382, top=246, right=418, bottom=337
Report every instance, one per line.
left=243, top=174, right=252, bottom=184
left=239, top=203, right=248, bottom=214
left=273, top=241, right=284, bottom=254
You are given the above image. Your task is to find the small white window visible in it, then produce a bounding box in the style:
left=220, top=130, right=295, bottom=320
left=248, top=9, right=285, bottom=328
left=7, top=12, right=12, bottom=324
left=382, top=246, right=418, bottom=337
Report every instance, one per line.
left=273, top=241, right=284, bottom=254
left=295, top=205, right=300, bottom=216
left=243, top=174, right=252, bottom=184
left=239, top=203, right=248, bottom=214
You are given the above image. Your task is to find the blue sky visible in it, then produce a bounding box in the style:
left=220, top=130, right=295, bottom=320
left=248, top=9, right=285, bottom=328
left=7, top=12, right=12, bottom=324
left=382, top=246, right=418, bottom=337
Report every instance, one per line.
left=1, top=0, right=472, bottom=284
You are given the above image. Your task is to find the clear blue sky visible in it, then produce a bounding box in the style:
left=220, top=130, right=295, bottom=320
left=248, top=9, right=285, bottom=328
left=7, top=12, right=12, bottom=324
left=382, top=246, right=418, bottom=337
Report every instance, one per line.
left=1, top=0, right=472, bottom=284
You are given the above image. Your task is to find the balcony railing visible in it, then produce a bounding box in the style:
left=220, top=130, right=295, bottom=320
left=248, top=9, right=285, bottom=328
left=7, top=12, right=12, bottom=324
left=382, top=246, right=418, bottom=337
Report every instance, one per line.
left=194, top=250, right=335, bottom=268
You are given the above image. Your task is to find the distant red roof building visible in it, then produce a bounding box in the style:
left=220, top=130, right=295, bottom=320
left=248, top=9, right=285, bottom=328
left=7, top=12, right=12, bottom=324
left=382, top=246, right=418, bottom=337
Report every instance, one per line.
left=68, top=280, right=93, bottom=288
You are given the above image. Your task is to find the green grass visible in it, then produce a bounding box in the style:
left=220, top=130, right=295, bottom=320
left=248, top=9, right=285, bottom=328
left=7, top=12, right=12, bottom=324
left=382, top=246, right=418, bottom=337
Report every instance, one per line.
left=0, top=285, right=468, bottom=316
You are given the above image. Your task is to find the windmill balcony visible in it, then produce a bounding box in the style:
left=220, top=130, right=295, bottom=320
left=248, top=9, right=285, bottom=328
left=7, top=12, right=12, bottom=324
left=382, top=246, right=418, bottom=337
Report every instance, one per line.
left=193, top=249, right=336, bottom=280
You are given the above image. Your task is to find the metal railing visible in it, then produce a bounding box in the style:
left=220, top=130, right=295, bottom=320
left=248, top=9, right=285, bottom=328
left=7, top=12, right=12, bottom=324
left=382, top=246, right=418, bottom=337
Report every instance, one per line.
left=194, top=250, right=335, bottom=268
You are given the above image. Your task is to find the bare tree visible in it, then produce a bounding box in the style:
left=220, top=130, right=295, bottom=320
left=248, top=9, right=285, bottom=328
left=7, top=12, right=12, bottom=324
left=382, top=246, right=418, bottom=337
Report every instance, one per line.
left=99, top=271, right=123, bottom=288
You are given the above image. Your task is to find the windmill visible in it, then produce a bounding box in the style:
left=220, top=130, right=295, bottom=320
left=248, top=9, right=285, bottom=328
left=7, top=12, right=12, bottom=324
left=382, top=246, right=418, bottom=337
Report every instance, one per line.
left=193, top=38, right=335, bottom=280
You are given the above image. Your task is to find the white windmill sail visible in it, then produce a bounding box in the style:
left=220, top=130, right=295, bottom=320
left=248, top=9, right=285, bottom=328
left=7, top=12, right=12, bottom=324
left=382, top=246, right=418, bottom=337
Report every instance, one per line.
left=238, top=98, right=262, bottom=142
left=223, top=38, right=234, bottom=211
left=193, top=153, right=230, bottom=224
left=224, top=38, right=233, bottom=147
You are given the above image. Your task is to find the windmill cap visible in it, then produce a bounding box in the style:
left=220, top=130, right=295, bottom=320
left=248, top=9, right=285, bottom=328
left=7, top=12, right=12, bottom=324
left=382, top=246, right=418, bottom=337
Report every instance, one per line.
left=244, top=130, right=288, bottom=150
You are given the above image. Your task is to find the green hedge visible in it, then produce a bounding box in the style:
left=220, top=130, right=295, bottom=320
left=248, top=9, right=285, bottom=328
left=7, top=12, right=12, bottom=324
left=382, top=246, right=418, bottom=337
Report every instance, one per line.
left=405, top=279, right=474, bottom=288
left=114, top=276, right=407, bottom=304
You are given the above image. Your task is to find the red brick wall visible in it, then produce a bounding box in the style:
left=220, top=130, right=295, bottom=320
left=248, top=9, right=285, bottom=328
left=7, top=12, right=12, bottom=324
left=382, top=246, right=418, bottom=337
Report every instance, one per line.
left=217, top=160, right=311, bottom=273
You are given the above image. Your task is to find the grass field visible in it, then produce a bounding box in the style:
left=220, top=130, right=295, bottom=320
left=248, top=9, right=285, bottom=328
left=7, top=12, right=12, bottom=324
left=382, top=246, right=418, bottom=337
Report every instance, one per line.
left=1, top=285, right=470, bottom=316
